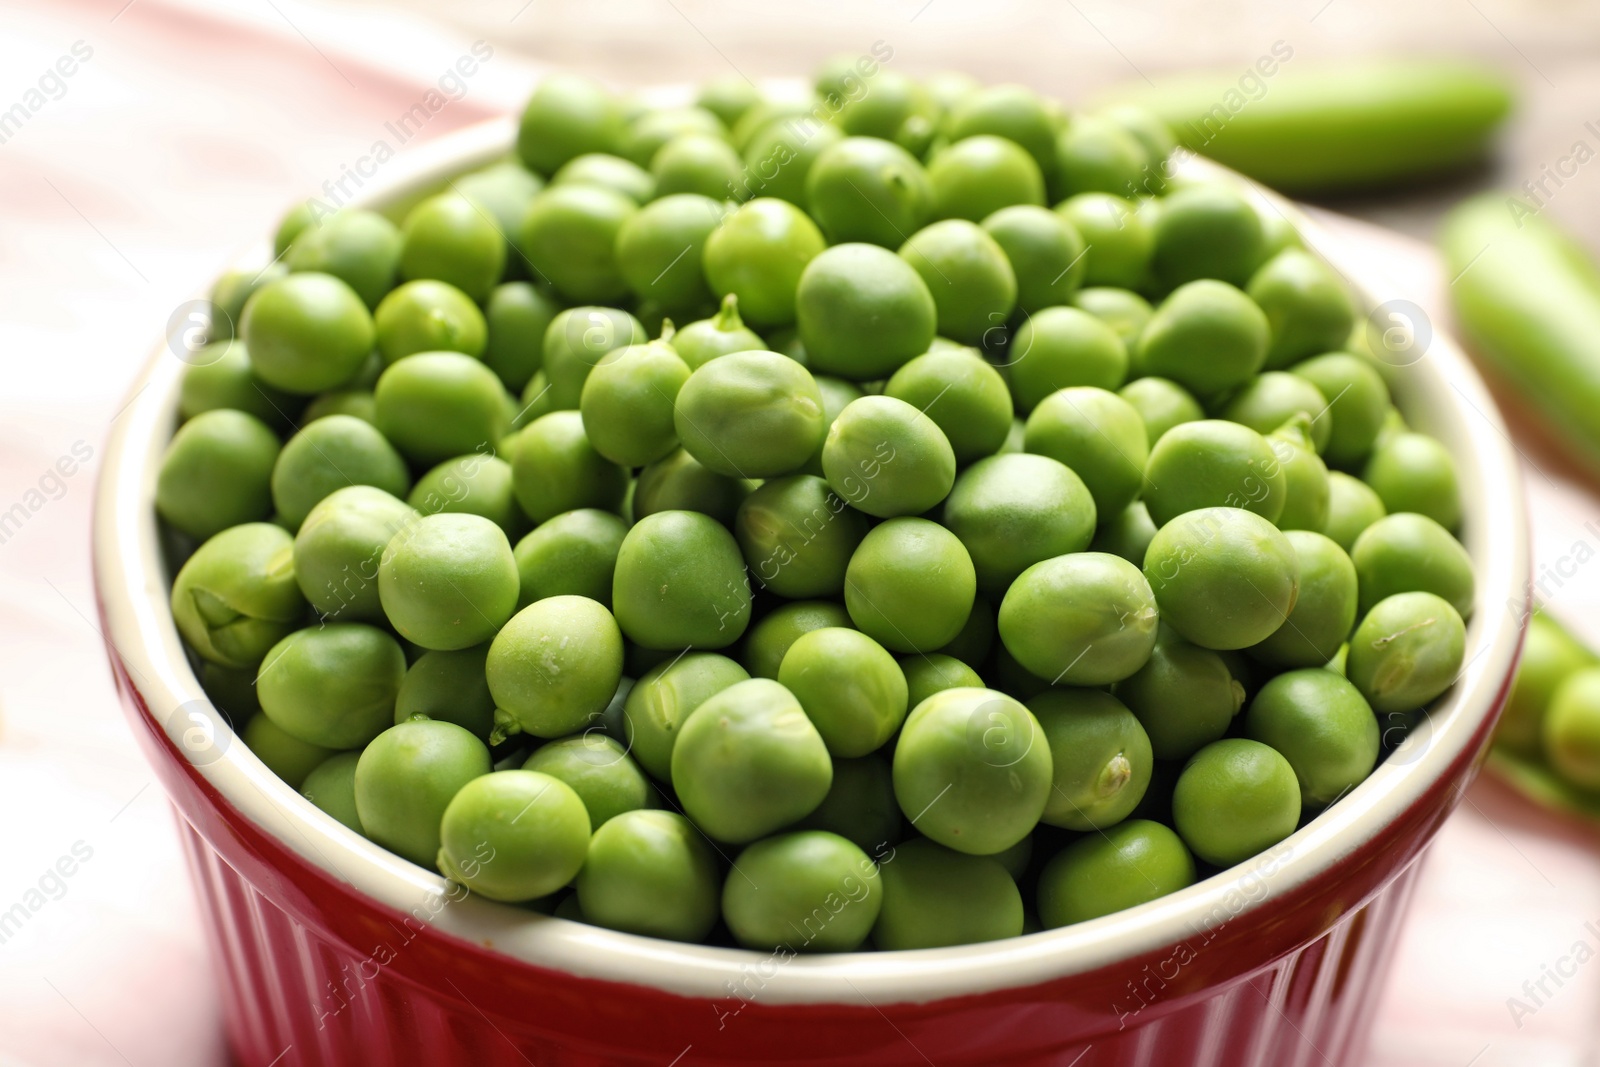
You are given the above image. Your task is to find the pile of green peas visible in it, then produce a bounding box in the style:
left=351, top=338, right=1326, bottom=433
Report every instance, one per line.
left=160, top=60, right=1475, bottom=953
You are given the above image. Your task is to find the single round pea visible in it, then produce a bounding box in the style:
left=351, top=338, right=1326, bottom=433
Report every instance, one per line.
left=1249, top=530, right=1359, bottom=669
left=999, top=552, right=1159, bottom=686
left=796, top=244, right=937, bottom=380
left=1054, top=115, right=1150, bottom=198
left=982, top=204, right=1086, bottom=310
left=674, top=350, right=825, bottom=478
left=286, top=209, right=401, bottom=310
left=1143, top=507, right=1300, bottom=650
left=516, top=74, right=623, bottom=175
left=670, top=294, right=766, bottom=370
left=703, top=198, right=826, bottom=327
left=509, top=411, right=628, bottom=523
left=300, top=751, right=364, bottom=833
left=805, top=136, right=932, bottom=248
left=398, top=192, right=505, bottom=304
left=740, top=116, right=845, bottom=205
left=394, top=643, right=495, bottom=741
left=257, top=623, right=406, bottom=749
left=1221, top=371, right=1334, bottom=454
left=1007, top=306, right=1128, bottom=411
left=1324, top=470, right=1387, bottom=552
left=1290, top=353, right=1390, bottom=469
left=156, top=410, right=279, bottom=539
left=723, top=831, right=881, bottom=952
left=898, top=220, right=1017, bottom=346
left=1113, top=621, right=1245, bottom=761
left=271, top=414, right=409, bottom=530
left=1247, top=249, right=1356, bottom=370
left=373, top=352, right=508, bottom=467
left=1090, top=500, right=1159, bottom=565
left=171, top=523, right=306, bottom=668
left=524, top=733, right=650, bottom=827
left=1056, top=194, right=1152, bottom=289
left=621, top=106, right=726, bottom=169
left=244, top=713, right=336, bottom=790
left=1030, top=688, right=1153, bottom=829
left=1144, top=420, right=1286, bottom=527
left=373, top=279, right=486, bottom=364
left=634, top=448, right=746, bottom=527
left=378, top=513, right=519, bottom=651
left=623, top=652, right=749, bottom=782
left=779, top=628, right=908, bottom=758
left=512, top=508, right=627, bottom=610
left=550, top=152, right=655, bottom=203
left=613, top=510, right=752, bottom=650
left=672, top=678, right=832, bottom=843
left=902, top=654, right=985, bottom=710
left=1362, top=432, right=1462, bottom=531
left=1351, top=512, right=1474, bottom=619
left=946, top=84, right=1059, bottom=187
left=1544, top=667, right=1600, bottom=789
left=881, top=350, right=1007, bottom=465
left=1022, top=386, right=1149, bottom=517
left=872, top=838, right=1022, bottom=949
left=457, top=159, right=544, bottom=258
left=1136, top=280, right=1269, bottom=397
left=1118, top=376, right=1203, bottom=446
left=1500, top=614, right=1593, bottom=755
left=798, top=754, right=901, bottom=853
left=483, top=282, right=560, bottom=392
left=1245, top=669, right=1378, bottom=807
left=438, top=770, right=591, bottom=901
left=1072, top=286, right=1154, bottom=349
left=696, top=74, right=761, bottom=127
left=928, top=135, right=1046, bottom=222
left=1346, top=592, right=1466, bottom=714
left=892, top=687, right=1053, bottom=855
left=735, top=475, right=867, bottom=599
left=943, top=453, right=1096, bottom=595
left=576, top=810, right=719, bottom=941
left=178, top=340, right=296, bottom=429
left=1098, top=103, right=1177, bottom=182
left=1267, top=418, right=1331, bottom=535
left=486, top=594, right=623, bottom=739
left=353, top=719, right=490, bottom=866
left=212, top=260, right=291, bottom=344
left=408, top=454, right=526, bottom=539
left=521, top=184, right=635, bottom=304
left=241, top=272, right=375, bottom=394
left=293, top=485, right=417, bottom=623
left=615, top=193, right=723, bottom=310
left=579, top=340, right=691, bottom=467
left=651, top=133, right=744, bottom=200
left=836, top=70, right=936, bottom=151
left=1173, top=738, right=1300, bottom=866
left=1151, top=182, right=1265, bottom=288
left=740, top=600, right=853, bottom=680
left=822, top=395, right=956, bottom=518
left=1038, top=820, right=1194, bottom=927
left=845, top=518, right=976, bottom=654
left=272, top=200, right=317, bottom=258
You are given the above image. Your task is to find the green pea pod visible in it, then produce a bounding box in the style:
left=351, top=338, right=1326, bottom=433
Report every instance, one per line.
left=1097, top=59, right=1514, bottom=193
left=1442, top=193, right=1600, bottom=477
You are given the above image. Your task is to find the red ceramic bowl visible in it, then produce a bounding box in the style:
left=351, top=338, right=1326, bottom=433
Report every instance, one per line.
left=93, top=116, right=1528, bottom=1067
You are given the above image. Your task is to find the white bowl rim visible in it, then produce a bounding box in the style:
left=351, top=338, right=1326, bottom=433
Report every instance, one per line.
left=93, top=113, right=1528, bottom=1007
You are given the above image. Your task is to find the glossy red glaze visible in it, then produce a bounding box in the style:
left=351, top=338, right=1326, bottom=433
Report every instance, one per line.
left=105, top=640, right=1516, bottom=1067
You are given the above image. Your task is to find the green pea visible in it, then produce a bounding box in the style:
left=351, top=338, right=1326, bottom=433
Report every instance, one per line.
left=898, top=220, right=1018, bottom=346
left=674, top=350, right=824, bottom=478
left=378, top=513, right=519, bottom=651
left=1248, top=530, right=1359, bottom=670
left=822, top=396, right=955, bottom=518
left=779, top=628, right=908, bottom=758
left=1112, top=623, right=1244, bottom=760
left=943, top=453, right=1096, bottom=596
left=1118, top=376, right=1203, bottom=446
left=740, top=115, right=844, bottom=205
left=1090, top=500, right=1159, bottom=565
left=541, top=305, right=647, bottom=408
left=486, top=595, right=623, bottom=739
left=902, top=654, right=984, bottom=710
left=982, top=204, right=1087, bottom=311
left=286, top=209, right=401, bottom=310
left=1324, top=471, right=1387, bottom=551
left=1144, top=506, right=1300, bottom=650
left=623, top=653, right=749, bottom=782
left=576, top=340, right=692, bottom=468
left=1351, top=512, right=1474, bottom=620
left=1007, top=306, right=1128, bottom=411
left=798, top=754, right=901, bottom=853
left=883, top=348, right=1011, bottom=464
left=1245, top=668, right=1378, bottom=807
left=892, top=687, right=1053, bottom=854
left=1151, top=182, right=1265, bottom=288
left=408, top=454, right=526, bottom=539
left=723, top=830, right=881, bottom=952
left=512, top=508, right=627, bottom=610
left=576, top=810, right=720, bottom=941
left=872, top=838, right=1021, bottom=949
left=669, top=294, right=766, bottom=370
left=516, top=74, right=624, bottom=175
left=1022, top=386, right=1149, bottom=517
left=394, top=644, right=495, bottom=742
left=483, top=282, right=561, bottom=392
left=652, top=133, right=744, bottom=200
left=1054, top=115, right=1150, bottom=198
left=1136, top=280, right=1269, bottom=396
left=999, top=552, right=1159, bottom=686
left=741, top=600, right=853, bottom=680
left=521, top=184, right=636, bottom=304
left=271, top=414, right=409, bottom=530
left=845, top=517, right=976, bottom=654
left=302, top=389, right=375, bottom=425
left=1221, top=371, right=1334, bottom=454
left=805, top=136, right=931, bottom=248
left=1038, top=820, right=1194, bottom=927
left=1290, top=352, right=1390, bottom=469
left=397, top=192, right=505, bottom=304
left=372, top=353, right=508, bottom=467
left=621, top=107, right=727, bottom=170
left=524, top=733, right=650, bottom=827
left=613, top=510, right=751, bottom=650
left=1499, top=613, right=1593, bottom=755
left=171, top=523, right=306, bottom=668
left=672, top=678, right=832, bottom=842
left=1247, top=249, right=1356, bottom=370
left=1071, top=287, right=1154, bottom=352
left=244, top=713, right=335, bottom=789
left=1544, top=667, right=1600, bottom=789
left=438, top=770, right=592, bottom=901
left=456, top=159, right=545, bottom=266
left=550, top=152, right=655, bottom=203
left=292, top=485, right=416, bottom=623
left=696, top=74, right=761, bottom=127
left=353, top=719, right=490, bottom=866
left=509, top=411, right=628, bottom=523
left=928, top=135, right=1046, bottom=222
left=156, top=410, right=279, bottom=539
left=1099, top=104, right=1177, bottom=183
left=1346, top=591, right=1466, bottom=714
left=631, top=449, right=741, bottom=527
left=257, top=623, right=406, bottom=749
left=837, top=70, right=937, bottom=153
left=615, top=193, right=724, bottom=310
left=179, top=340, right=297, bottom=429
left=946, top=84, right=1060, bottom=188
left=1362, top=432, right=1462, bottom=531
left=1268, top=416, right=1331, bottom=532
left=1173, top=738, right=1300, bottom=866
left=796, top=243, right=937, bottom=380
left=241, top=272, right=375, bottom=394
left=703, top=198, right=826, bottom=327
left=735, top=475, right=866, bottom=599
left=1030, top=688, right=1153, bottom=829
left=373, top=279, right=486, bottom=364
left=300, top=751, right=364, bottom=833
left=1056, top=194, right=1152, bottom=289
